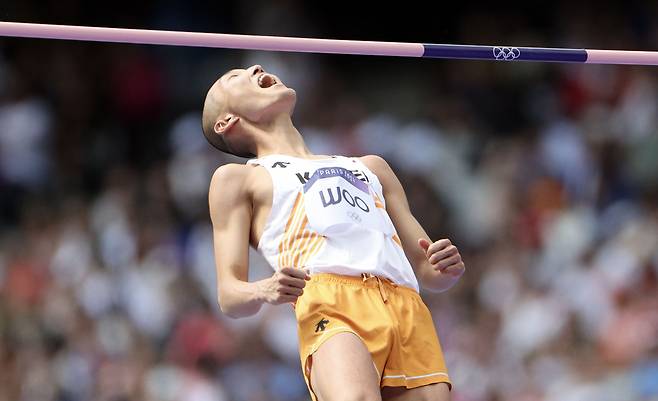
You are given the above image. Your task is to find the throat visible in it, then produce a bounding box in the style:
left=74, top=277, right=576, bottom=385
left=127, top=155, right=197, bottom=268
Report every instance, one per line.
left=253, top=121, right=311, bottom=159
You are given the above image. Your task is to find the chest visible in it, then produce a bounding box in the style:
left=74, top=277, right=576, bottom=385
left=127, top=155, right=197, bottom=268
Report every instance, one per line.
left=257, top=159, right=375, bottom=189
left=250, top=161, right=378, bottom=214
left=249, top=159, right=387, bottom=245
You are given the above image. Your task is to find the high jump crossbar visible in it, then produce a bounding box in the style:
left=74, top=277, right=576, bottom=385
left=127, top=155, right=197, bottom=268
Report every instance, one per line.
left=1, top=21, right=657, bottom=66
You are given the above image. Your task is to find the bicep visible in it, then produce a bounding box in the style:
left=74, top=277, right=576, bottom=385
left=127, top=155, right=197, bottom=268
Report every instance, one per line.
left=209, top=166, right=252, bottom=288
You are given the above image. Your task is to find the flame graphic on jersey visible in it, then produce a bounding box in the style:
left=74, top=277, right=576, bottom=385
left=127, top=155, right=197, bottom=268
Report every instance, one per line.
left=372, top=191, right=402, bottom=247
left=278, top=191, right=326, bottom=269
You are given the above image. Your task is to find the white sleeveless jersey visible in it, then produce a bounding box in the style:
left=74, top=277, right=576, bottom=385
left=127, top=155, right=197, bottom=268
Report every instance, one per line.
left=247, top=154, right=419, bottom=291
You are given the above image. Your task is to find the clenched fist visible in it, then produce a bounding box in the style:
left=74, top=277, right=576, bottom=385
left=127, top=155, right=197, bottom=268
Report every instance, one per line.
left=258, top=267, right=311, bottom=305
left=418, top=238, right=465, bottom=278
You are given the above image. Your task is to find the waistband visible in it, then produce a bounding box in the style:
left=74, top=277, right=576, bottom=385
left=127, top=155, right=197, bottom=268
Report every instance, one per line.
left=309, top=272, right=418, bottom=302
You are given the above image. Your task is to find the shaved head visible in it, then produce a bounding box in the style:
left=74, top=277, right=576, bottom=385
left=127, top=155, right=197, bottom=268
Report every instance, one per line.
left=202, top=76, right=254, bottom=158
left=201, top=65, right=297, bottom=158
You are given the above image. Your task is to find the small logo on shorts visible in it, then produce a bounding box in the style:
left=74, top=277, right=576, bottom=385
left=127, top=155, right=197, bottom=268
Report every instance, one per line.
left=315, top=318, right=330, bottom=333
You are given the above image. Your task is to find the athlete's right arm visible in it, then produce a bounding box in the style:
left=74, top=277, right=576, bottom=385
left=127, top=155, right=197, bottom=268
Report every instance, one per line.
left=209, top=164, right=310, bottom=318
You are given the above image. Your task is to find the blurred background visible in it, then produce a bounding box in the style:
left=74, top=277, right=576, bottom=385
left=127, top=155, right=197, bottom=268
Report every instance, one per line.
left=1, top=1, right=658, bottom=400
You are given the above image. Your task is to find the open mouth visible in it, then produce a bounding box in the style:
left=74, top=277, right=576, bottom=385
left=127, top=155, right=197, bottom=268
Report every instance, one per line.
left=257, top=73, right=278, bottom=88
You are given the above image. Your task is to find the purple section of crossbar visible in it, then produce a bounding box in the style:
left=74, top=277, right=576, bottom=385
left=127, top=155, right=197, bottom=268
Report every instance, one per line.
left=422, top=44, right=587, bottom=63
left=586, top=49, right=658, bottom=65
left=0, top=21, right=424, bottom=57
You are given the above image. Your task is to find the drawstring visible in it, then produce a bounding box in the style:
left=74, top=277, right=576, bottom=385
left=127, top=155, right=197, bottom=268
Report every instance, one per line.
left=361, top=273, right=393, bottom=303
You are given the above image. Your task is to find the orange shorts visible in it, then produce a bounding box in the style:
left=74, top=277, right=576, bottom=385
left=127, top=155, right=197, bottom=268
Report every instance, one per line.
left=294, top=273, right=451, bottom=400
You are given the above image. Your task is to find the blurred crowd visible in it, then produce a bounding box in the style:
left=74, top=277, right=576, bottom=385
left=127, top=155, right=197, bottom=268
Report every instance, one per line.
left=1, top=2, right=658, bottom=401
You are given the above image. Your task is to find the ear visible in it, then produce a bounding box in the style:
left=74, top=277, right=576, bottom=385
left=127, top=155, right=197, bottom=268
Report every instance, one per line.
left=214, top=114, right=240, bottom=134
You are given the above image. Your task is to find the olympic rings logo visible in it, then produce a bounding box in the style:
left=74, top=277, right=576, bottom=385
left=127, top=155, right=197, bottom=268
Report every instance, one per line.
left=493, top=47, right=521, bottom=61
left=347, top=211, right=362, bottom=223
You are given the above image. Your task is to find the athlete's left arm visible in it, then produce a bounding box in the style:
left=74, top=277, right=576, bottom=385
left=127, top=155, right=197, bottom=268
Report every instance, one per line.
left=360, top=155, right=465, bottom=292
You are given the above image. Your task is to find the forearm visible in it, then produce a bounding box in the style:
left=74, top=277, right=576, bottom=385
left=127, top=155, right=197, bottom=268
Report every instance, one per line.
left=218, top=278, right=265, bottom=318
left=418, top=264, right=462, bottom=292
left=360, top=154, right=465, bottom=293
left=401, top=222, right=464, bottom=293
left=405, top=229, right=458, bottom=293
left=218, top=268, right=309, bottom=318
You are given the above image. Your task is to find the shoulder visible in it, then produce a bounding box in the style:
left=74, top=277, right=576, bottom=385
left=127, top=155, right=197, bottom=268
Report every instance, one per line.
left=208, top=163, right=257, bottom=203
left=209, top=162, right=271, bottom=197
left=358, top=155, right=405, bottom=197
left=210, top=163, right=250, bottom=188
left=358, top=154, right=395, bottom=177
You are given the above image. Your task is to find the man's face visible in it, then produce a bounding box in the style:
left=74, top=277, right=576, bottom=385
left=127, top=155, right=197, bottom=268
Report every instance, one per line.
left=217, top=64, right=296, bottom=123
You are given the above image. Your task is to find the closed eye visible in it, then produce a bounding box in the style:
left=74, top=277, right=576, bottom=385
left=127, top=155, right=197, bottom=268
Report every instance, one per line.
left=221, top=72, right=240, bottom=83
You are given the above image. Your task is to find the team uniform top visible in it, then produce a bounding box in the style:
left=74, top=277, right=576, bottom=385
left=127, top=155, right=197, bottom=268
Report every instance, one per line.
left=247, top=154, right=419, bottom=292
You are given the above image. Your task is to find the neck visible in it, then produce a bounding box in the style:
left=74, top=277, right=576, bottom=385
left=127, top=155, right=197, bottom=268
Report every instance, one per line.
left=250, top=114, right=315, bottom=158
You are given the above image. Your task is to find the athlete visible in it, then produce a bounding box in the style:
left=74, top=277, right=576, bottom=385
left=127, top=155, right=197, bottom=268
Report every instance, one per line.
left=203, top=65, right=465, bottom=401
